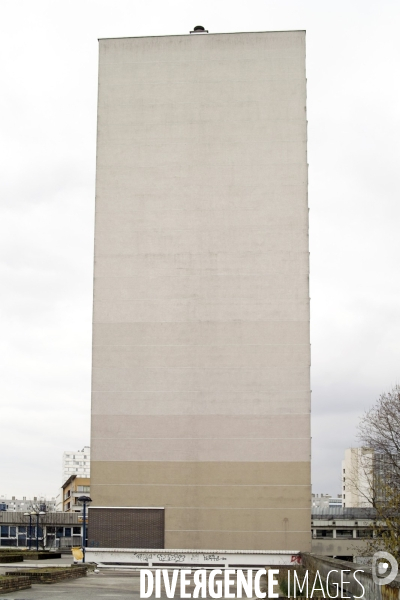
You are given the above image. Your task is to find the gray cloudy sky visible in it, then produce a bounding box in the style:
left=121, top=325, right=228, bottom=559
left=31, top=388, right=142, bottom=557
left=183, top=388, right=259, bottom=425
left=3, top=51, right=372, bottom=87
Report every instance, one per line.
left=0, top=0, right=399, bottom=499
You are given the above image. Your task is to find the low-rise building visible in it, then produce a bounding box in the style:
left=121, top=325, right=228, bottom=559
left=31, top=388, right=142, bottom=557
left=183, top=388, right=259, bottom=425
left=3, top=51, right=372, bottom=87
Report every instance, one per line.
left=0, top=511, right=84, bottom=550
left=62, top=475, right=90, bottom=513
left=311, top=507, right=376, bottom=561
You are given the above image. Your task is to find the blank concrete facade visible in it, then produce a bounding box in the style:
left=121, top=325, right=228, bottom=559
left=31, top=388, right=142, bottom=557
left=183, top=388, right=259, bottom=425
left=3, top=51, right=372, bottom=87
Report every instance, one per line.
left=91, top=30, right=311, bottom=551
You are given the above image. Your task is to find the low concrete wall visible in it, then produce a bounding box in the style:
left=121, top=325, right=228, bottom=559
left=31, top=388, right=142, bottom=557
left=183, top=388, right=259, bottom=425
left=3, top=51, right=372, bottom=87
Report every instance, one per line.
left=301, top=553, right=400, bottom=600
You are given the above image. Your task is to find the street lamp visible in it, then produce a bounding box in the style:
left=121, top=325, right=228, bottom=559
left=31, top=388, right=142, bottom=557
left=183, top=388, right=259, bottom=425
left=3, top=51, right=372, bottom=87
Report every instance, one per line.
left=31, top=511, right=46, bottom=551
left=23, top=512, right=33, bottom=550
left=77, top=496, right=92, bottom=563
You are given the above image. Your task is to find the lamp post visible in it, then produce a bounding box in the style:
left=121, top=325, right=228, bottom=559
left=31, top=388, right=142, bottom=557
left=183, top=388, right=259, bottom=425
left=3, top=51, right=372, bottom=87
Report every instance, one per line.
left=23, top=512, right=33, bottom=550
left=77, top=496, right=92, bottom=563
left=31, top=511, right=46, bottom=551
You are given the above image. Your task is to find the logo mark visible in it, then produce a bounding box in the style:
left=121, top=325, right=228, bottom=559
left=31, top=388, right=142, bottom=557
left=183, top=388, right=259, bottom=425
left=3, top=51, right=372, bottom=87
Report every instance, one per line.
left=372, top=551, right=398, bottom=585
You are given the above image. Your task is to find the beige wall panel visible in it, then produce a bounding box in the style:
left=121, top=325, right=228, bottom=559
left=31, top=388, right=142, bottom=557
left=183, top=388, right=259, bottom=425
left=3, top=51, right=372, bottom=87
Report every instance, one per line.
left=93, top=301, right=309, bottom=324
left=91, top=461, right=310, bottom=486
left=94, top=228, right=307, bottom=256
left=96, top=187, right=306, bottom=215
left=92, top=365, right=310, bottom=392
left=93, top=275, right=308, bottom=303
left=92, top=344, right=310, bottom=369
left=96, top=186, right=306, bottom=214
left=91, top=483, right=310, bottom=509
left=95, top=163, right=307, bottom=198
left=99, top=31, right=304, bottom=61
left=97, top=142, right=306, bottom=170
left=92, top=414, right=310, bottom=440
left=98, top=119, right=306, bottom=147
left=92, top=392, right=310, bottom=416
left=100, top=96, right=304, bottom=126
left=93, top=321, right=309, bottom=347
left=100, top=54, right=304, bottom=83
left=94, top=252, right=309, bottom=278
left=165, top=530, right=311, bottom=552
left=164, top=507, right=310, bottom=532
left=91, top=438, right=310, bottom=462
left=95, top=208, right=308, bottom=233
left=99, top=102, right=304, bottom=130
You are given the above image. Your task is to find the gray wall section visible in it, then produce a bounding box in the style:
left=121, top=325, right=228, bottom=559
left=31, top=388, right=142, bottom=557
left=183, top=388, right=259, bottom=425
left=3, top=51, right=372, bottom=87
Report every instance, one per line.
left=91, top=30, right=310, bottom=550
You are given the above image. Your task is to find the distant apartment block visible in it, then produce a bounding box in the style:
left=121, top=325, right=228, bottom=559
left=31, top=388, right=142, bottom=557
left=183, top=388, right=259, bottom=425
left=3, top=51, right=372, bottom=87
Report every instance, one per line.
left=311, top=506, right=377, bottom=561
left=62, top=446, right=90, bottom=483
left=62, top=475, right=90, bottom=513
left=312, top=493, right=342, bottom=509
left=342, top=447, right=400, bottom=508
left=0, top=496, right=56, bottom=513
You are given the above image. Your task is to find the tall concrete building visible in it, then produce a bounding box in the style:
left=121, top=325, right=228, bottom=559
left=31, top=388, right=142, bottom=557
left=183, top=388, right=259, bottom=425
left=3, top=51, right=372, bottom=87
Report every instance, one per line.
left=90, top=29, right=311, bottom=551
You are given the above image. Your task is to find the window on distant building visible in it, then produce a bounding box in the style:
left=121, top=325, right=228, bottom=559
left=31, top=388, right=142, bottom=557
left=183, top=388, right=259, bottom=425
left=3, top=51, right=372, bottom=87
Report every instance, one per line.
left=336, top=529, right=353, bottom=539
left=315, top=530, right=333, bottom=538
left=356, top=529, right=373, bottom=538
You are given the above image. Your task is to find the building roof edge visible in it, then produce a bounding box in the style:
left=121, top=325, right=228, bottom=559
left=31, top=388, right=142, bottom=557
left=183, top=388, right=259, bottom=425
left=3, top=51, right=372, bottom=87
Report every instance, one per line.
left=98, top=30, right=306, bottom=41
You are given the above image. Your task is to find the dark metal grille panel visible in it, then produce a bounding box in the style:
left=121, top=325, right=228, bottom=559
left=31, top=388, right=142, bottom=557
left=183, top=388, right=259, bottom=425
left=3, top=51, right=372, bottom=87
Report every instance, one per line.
left=88, top=508, right=164, bottom=549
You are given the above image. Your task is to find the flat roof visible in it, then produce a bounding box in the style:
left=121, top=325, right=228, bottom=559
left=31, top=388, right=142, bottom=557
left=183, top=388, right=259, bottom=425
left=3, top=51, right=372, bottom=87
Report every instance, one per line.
left=98, top=30, right=306, bottom=41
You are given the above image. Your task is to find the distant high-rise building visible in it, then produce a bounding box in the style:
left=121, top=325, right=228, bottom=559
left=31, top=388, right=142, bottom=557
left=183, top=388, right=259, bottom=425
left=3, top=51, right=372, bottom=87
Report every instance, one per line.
left=91, top=29, right=311, bottom=551
left=62, top=446, right=90, bottom=484
left=342, top=447, right=373, bottom=508
left=342, top=447, right=399, bottom=508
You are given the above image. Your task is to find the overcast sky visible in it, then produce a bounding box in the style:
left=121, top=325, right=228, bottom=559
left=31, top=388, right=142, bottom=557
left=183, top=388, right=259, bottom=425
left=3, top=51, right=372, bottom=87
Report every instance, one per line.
left=0, top=0, right=399, bottom=499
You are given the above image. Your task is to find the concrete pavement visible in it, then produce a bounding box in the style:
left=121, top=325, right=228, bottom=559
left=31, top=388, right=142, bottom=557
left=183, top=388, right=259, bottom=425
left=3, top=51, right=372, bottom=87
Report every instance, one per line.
left=0, top=570, right=144, bottom=599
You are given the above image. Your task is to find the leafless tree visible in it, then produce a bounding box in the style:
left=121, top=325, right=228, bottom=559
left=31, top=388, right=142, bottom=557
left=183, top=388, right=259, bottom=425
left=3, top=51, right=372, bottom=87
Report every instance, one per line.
left=358, top=385, right=400, bottom=482
left=353, top=385, right=400, bottom=560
